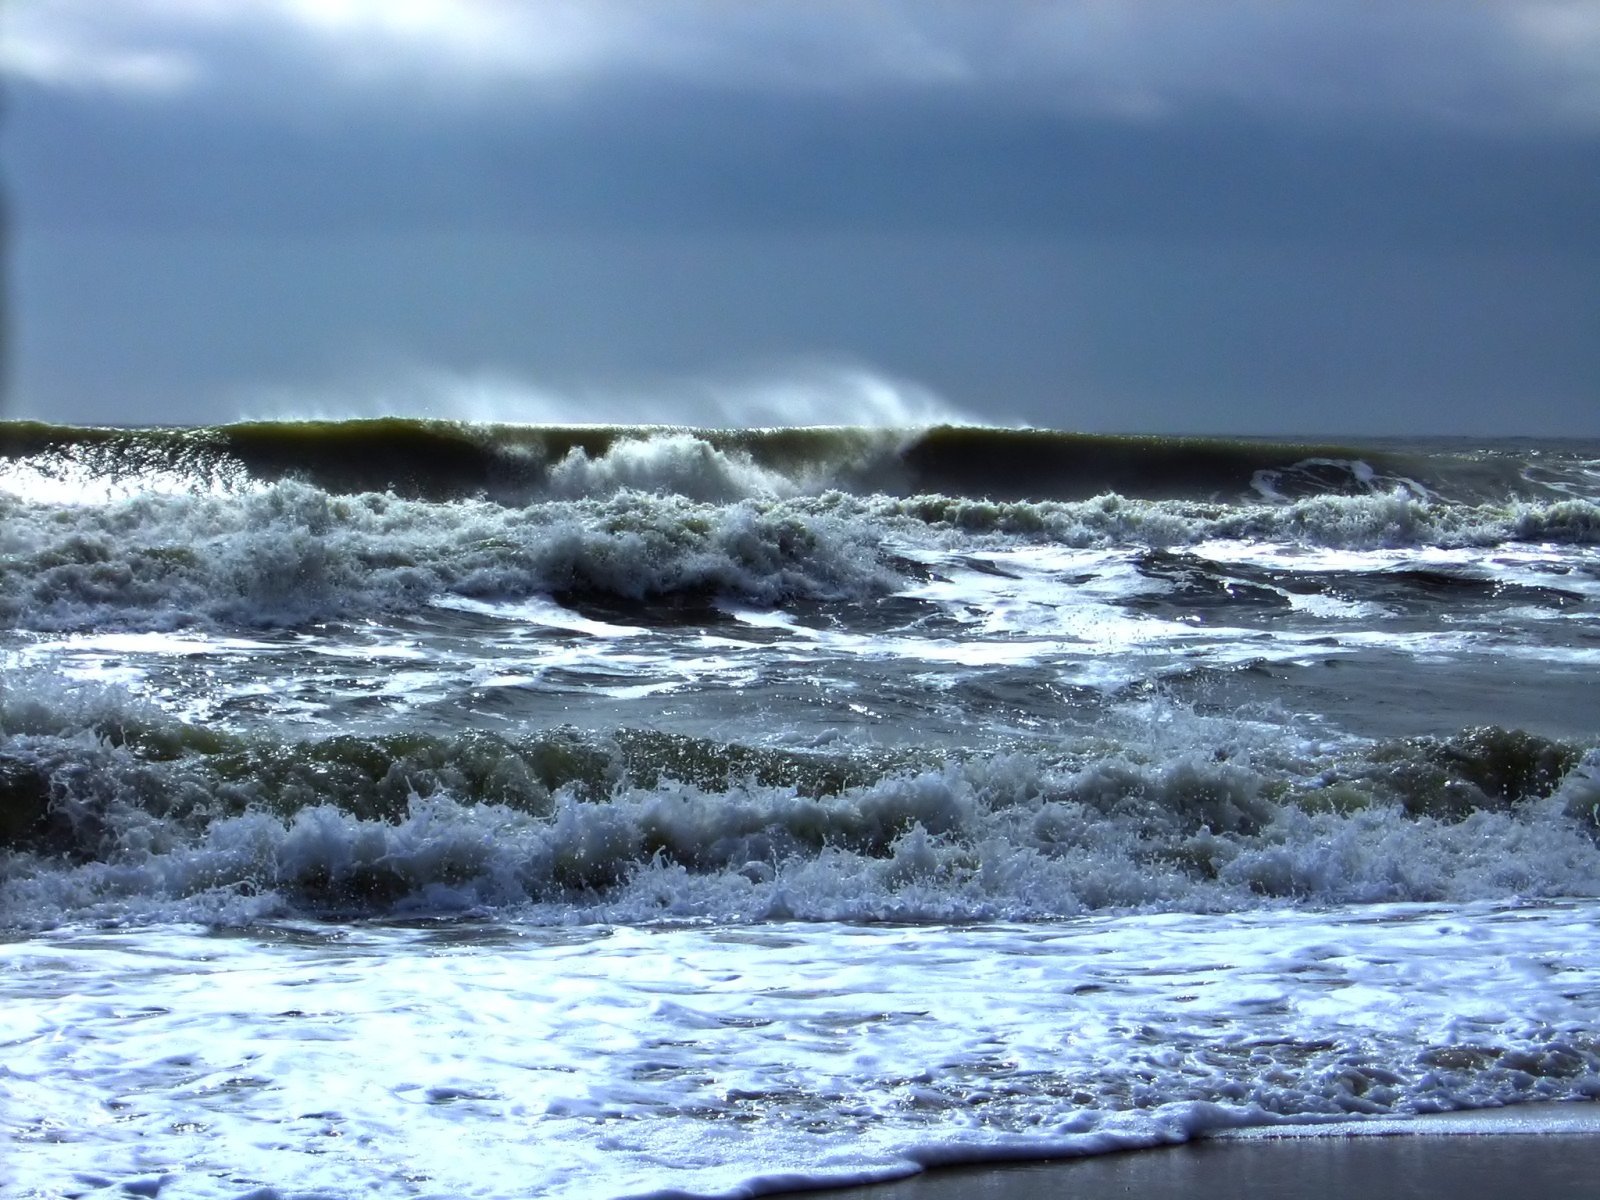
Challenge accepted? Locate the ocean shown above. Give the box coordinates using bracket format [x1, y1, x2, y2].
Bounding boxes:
[2, 420, 1599, 1199]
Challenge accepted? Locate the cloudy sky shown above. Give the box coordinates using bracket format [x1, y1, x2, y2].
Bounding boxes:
[3, 0, 1597, 433]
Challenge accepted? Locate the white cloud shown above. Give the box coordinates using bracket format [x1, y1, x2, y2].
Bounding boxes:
[262, 0, 633, 82]
[1508, 0, 1600, 122]
[1, 2, 200, 94]
[229, 0, 978, 97]
[4, 1, 1597, 128]
[0, 39, 195, 94]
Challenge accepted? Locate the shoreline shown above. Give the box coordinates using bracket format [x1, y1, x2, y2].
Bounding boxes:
[772, 1103, 1600, 1200]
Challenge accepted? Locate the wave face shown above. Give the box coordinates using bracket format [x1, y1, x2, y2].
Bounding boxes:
[5, 419, 1599, 504]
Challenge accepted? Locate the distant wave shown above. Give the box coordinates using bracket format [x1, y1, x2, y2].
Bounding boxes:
[5, 420, 1596, 505]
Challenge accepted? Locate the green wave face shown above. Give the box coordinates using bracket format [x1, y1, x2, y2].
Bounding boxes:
[4, 419, 1595, 503]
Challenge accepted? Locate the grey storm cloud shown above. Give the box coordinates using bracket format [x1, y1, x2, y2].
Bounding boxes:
[7, 1, 1598, 246]
[14, 89, 1596, 250]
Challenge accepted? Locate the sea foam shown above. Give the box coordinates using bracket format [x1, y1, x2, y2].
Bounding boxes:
[0, 481, 897, 631]
[6, 905, 1600, 1199]
[5, 704, 1598, 931]
[4, 472, 1598, 634]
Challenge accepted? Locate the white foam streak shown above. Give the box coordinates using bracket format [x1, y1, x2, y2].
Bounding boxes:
[433, 593, 647, 637]
[887, 491, 1600, 550]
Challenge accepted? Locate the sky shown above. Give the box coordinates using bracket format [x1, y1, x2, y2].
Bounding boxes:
[2, 0, 1597, 434]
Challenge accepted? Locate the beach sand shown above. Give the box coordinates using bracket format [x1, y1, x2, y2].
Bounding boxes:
[782, 1104, 1600, 1199]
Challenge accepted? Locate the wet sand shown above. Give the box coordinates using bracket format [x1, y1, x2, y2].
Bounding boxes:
[782, 1104, 1600, 1200]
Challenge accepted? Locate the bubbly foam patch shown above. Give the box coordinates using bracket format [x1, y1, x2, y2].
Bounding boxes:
[4, 905, 1599, 1199]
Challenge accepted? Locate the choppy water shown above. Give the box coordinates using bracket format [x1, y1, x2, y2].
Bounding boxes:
[3, 422, 1599, 1198]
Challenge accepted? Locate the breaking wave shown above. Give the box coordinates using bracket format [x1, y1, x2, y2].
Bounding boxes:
[1, 473, 1596, 632]
[5, 421, 1597, 505]
[0, 482, 898, 631]
[5, 685, 1597, 929]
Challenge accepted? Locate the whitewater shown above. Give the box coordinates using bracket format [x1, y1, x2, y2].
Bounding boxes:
[3, 422, 1599, 1198]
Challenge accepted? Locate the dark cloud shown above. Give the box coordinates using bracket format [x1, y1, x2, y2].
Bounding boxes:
[12, 80, 1598, 251]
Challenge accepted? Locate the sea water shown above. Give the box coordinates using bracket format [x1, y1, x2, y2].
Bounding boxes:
[2, 423, 1599, 1198]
